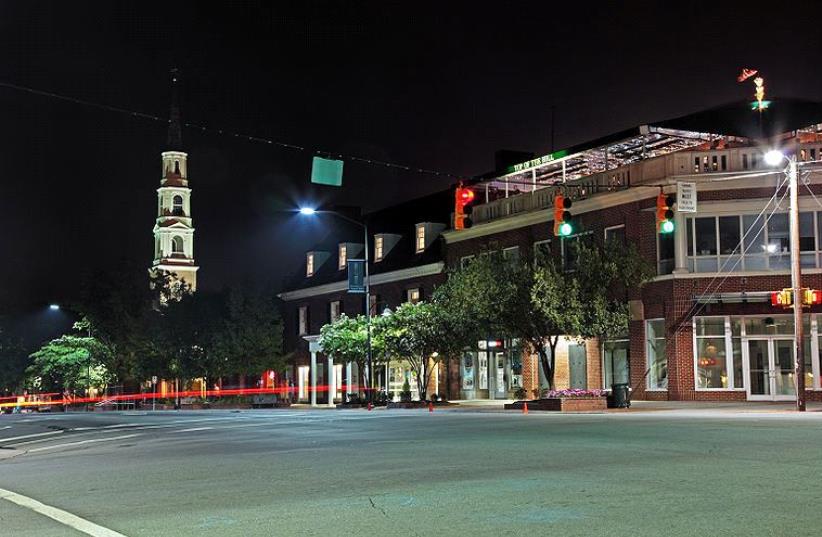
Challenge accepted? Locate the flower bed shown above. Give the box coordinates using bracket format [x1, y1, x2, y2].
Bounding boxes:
[505, 389, 607, 412]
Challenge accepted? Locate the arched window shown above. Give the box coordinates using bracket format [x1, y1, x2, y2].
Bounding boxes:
[174, 160, 180, 175]
[172, 195, 184, 216]
[172, 236, 184, 255]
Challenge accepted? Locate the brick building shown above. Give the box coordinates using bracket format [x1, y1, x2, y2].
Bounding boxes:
[278, 191, 452, 404]
[281, 99, 822, 404]
[446, 99, 822, 402]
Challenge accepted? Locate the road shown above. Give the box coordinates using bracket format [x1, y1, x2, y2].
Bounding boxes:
[1, 407, 822, 536]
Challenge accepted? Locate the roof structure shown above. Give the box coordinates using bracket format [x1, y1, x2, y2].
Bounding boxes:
[476, 98, 822, 194]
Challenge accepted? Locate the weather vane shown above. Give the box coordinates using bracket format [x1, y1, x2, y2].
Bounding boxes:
[738, 67, 769, 110]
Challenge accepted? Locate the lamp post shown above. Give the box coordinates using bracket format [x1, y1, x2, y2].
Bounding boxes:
[765, 150, 805, 411]
[299, 207, 374, 404]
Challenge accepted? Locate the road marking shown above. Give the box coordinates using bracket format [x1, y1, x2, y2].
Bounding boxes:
[0, 431, 63, 444]
[0, 426, 10, 430]
[0, 487, 128, 537]
[173, 427, 214, 433]
[27, 434, 140, 453]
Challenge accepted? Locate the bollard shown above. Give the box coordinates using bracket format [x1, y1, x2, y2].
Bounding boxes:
[522, 402, 528, 415]
[367, 402, 373, 411]
[428, 401, 434, 413]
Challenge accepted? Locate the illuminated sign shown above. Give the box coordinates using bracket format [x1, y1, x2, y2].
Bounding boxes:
[506, 149, 570, 174]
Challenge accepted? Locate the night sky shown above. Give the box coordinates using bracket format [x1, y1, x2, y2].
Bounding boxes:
[2, 1, 822, 316]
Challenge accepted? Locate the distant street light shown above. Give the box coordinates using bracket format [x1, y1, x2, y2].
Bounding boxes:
[299, 206, 375, 404]
[49, 304, 60, 311]
[765, 149, 804, 411]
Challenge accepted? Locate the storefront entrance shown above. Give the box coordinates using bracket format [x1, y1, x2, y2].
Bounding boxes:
[745, 338, 796, 401]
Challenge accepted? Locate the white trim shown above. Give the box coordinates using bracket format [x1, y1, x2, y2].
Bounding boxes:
[278, 262, 445, 301]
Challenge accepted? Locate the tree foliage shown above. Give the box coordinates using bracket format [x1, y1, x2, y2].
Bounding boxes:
[319, 313, 385, 398]
[27, 333, 112, 393]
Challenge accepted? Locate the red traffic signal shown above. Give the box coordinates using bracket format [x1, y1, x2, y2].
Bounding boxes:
[553, 194, 573, 237]
[454, 185, 475, 230]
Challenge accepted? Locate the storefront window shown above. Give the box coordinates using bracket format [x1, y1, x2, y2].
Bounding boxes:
[646, 320, 667, 389]
[695, 318, 728, 388]
[731, 319, 743, 388]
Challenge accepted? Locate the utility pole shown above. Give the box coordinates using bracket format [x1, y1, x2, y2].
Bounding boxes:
[788, 155, 806, 411]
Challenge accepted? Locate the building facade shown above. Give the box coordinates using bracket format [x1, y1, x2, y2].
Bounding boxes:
[280, 99, 822, 404]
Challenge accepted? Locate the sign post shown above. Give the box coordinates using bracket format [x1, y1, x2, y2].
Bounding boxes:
[151, 376, 157, 412]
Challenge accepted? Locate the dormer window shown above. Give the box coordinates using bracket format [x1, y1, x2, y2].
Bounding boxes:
[306, 252, 315, 277]
[339, 244, 347, 270]
[374, 236, 384, 261]
[415, 225, 426, 253]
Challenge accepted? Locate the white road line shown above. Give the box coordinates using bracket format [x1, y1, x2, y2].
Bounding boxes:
[172, 427, 214, 433]
[0, 487, 128, 537]
[27, 434, 140, 453]
[0, 431, 63, 444]
[0, 426, 10, 430]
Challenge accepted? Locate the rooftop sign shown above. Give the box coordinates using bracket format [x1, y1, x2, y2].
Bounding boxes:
[505, 149, 569, 174]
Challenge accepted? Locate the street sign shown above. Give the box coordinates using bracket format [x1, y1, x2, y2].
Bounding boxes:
[311, 156, 344, 186]
[151, 376, 158, 384]
[347, 259, 365, 293]
[677, 182, 697, 213]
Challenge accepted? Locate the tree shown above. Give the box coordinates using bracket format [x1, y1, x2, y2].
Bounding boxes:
[27, 334, 112, 394]
[0, 325, 27, 395]
[212, 286, 286, 381]
[531, 239, 654, 388]
[319, 314, 385, 400]
[381, 301, 455, 401]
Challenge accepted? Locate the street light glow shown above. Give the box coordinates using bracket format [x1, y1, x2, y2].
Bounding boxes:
[49, 304, 60, 311]
[764, 150, 785, 167]
[298, 207, 317, 216]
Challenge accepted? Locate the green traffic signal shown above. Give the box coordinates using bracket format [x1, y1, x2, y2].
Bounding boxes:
[660, 220, 675, 234]
[558, 222, 573, 237]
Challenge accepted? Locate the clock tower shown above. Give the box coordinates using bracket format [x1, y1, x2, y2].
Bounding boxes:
[151, 69, 198, 293]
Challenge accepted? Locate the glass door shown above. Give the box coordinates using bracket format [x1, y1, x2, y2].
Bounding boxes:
[772, 339, 796, 399]
[745, 338, 796, 401]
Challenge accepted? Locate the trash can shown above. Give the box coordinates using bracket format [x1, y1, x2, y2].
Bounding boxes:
[609, 383, 630, 408]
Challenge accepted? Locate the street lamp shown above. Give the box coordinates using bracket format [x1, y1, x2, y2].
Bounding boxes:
[765, 149, 805, 411]
[49, 304, 60, 311]
[298, 207, 375, 404]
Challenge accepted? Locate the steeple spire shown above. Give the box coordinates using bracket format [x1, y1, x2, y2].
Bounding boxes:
[167, 68, 183, 151]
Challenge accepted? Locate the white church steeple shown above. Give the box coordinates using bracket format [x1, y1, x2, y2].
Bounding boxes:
[151, 69, 198, 293]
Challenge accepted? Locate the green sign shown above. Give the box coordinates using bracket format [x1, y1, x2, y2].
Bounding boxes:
[347, 259, 365, 293]
[506, 149, 569, 174]
[311, 156, 344, 186]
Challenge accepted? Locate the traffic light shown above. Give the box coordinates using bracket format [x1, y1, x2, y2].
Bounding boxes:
[454, 184, 475, 230]
[656, 193, 675, 233]
[553, 194, 573, 237]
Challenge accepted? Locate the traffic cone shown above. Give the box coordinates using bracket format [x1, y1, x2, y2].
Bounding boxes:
[522, 402, 529, 415]
[367, 402, 373, 411]
[428, 401, 434, 413]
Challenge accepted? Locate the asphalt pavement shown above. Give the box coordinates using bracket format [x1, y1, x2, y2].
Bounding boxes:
[2, 406, 822, 536]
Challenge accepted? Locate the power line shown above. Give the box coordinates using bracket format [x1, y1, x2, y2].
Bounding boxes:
[0, 80, 469, 181]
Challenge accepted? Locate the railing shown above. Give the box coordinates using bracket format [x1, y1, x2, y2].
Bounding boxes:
[473, 167, 632, 224]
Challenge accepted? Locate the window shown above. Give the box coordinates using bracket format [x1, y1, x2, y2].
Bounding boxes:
[460, 255, 475, 269]
[687, 212, 822, 273]
[306, 253, 315, 277]
[172, 195, 184, 216]
[603, 338, 629, 389]
[298, 306, 308, 336]
[742, 153, 749, 169]
[406, 288, 421, 304]
[533, 240, 551, 264]
[604, 225, 625, 245]
[374, 236, 384, 261]
[174, 160, 180, 175]
[329, 301, 341, 323]
[694, 318, 728, 389]
[415, 225, 426, 253]
[172, 236, 184, 255]
[658, 232, 674, 275]
[646, 320, 667, 390]
[338, 244, 347, 270]
[502, 246, 520, 262]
